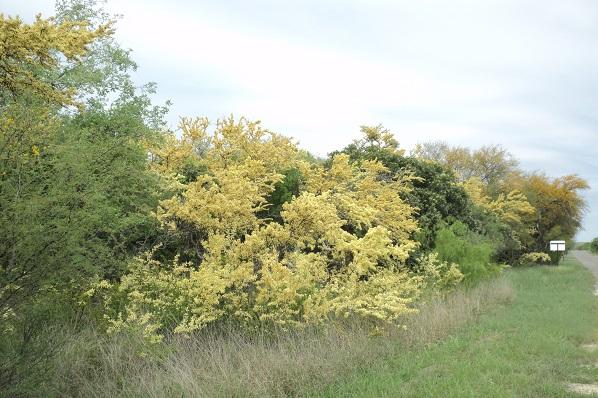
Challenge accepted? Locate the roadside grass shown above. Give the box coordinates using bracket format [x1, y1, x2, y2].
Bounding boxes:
[314, 256, 598, 397]
[7, 257, 595, 397]
[3, 274, 513, 397]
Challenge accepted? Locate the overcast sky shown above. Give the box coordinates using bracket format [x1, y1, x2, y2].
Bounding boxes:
[4, 0, 598, 240]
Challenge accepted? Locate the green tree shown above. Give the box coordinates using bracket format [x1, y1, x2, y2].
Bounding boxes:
[333, 126, 473, 252]
[0, 0, 168, 336]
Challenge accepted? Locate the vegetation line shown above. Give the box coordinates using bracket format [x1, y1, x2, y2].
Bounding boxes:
[22, 277, 514, 397]
[0, 1, 592, 396]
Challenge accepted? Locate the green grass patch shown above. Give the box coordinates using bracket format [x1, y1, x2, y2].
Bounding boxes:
[314, 256, 598, 397]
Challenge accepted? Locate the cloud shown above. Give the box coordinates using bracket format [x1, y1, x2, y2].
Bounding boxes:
[4, 0, 598, 239]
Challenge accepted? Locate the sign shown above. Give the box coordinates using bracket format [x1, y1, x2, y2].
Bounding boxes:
[550, 240, 566, 252]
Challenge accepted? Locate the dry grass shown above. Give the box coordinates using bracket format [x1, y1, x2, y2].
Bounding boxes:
[401, 276, 514, 346]
[46, 277, 514, 397]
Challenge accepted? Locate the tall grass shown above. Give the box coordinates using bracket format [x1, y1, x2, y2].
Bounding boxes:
[319, 257, 598, 397]
[18, 277, 514, 398]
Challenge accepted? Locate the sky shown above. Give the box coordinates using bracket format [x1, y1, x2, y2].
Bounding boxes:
[3, 0, 598, 240]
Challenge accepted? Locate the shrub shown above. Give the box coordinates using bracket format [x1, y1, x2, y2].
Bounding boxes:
[591, 238, 598, 254]
[414, 252, 464, 291]
[434, 222, 498, 281]
[518, 252, 552, 266]
[91, 140, 426, 340]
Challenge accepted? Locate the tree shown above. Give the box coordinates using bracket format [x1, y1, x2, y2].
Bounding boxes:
[516, 173, 589, 257]
[414, 141, 518, 195]
[0, 13, 111, 107]
[415, 141, 541, 263]
[0, 0, 168, 331]
[334, 126, 473, 252]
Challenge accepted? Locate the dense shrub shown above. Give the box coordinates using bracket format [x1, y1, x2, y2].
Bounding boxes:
[518, 252, 552, 266]
[88, 124, 428, 338]
[434, 222, 499, 281]
[334, 126, 473, 252]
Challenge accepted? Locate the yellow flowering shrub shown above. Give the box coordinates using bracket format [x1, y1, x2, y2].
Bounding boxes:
[519, 252, 552, 265]
[302, 154, 418, 244]
[463, 177, 535, 227]
[414, 252, 464, 291]
[92, 240, 256, 341]
[94, 117, 432, 339]
[304, 266, 420, 324]
[253, 252, 328, 326]
[157, 161, 278, 237]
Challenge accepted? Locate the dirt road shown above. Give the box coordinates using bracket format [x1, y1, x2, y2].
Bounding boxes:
[571, 250, 598, 296]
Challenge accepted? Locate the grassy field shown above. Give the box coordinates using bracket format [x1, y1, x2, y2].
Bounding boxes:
[5, 257, 597, 397]
[315, 256, 598, 397]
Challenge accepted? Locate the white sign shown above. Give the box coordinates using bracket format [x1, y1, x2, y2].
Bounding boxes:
[550, 240, 566, 252]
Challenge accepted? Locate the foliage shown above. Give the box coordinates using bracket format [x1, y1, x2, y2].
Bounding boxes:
[335, 126, 473, 252]
[461, 176, 536, 264]
[591, 238, 598, 254]
[414, 141, 518, 195]
[461, 177, 535, 227]
[1, 0, 593, 391]
[414, 253, 464, 291]
[416, 141, 588, 266]
[0, 12, 111, 107]
[91, 124, 424, 339]
[518, 252, 552, 266]
[514, 173, 588, 255]
[259, 168, 303, 222]
[0, 0, 167, 341]
[434, 222, 499, 281]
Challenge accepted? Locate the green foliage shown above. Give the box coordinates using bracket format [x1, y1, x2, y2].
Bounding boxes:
[0, 0, 167, 340]
[591, 238, 598, 254]
[434, 222, 499, 281]
[259, 168, 303, 222]
[335, 127, 473, 252]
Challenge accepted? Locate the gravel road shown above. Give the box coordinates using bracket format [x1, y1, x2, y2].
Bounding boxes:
[571, 250, 598, 296]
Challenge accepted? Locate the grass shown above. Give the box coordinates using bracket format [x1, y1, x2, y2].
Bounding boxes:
[314, 256, 598, 397]
[2, 276, 513, 397]
[5, 256, 596, 397]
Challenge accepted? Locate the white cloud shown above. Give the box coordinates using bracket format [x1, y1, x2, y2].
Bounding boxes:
[4, 0, 598, 239]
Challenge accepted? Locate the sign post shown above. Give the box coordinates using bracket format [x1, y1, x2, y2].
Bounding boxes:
[549, 240, 566, 264]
